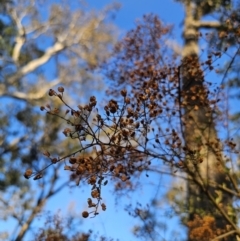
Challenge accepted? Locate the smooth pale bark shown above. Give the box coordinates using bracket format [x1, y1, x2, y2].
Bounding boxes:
[181, 1, 236, 240]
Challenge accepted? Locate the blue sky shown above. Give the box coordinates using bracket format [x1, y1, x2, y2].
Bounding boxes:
[0, 1, 190, 240]
[5, 0, 240, 240]
[86, 0, 184, 30]
[38, 1, 186, 241]
[8, 0, 239, 240]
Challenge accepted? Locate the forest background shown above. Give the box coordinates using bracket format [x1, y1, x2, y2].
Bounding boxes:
[1, 0, 240, 241]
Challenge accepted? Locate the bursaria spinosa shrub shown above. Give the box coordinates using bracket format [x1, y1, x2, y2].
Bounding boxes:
[24, 16, 240, 224]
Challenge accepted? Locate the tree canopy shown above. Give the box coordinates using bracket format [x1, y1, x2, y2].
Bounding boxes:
[3, 0, 240, 241]
[0, 0, 118, 240]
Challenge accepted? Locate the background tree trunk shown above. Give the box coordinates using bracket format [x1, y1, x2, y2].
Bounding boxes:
[181, 1, 236, 240]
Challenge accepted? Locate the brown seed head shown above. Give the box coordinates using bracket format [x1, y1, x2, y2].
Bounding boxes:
[121, 89, 127, 97]
[57, 86, 64, 93]
[24, 169, 32, 179]
[69, 157, 77, 164]
[51, 158, 58, 164]
[90, 96, 96, 102]
[82, 211, 89, 218]
[48, 89, 56, 96]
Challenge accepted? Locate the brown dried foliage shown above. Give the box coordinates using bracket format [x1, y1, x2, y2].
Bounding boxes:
[187, 215, 230, 241]
[25, 14, 240, 241]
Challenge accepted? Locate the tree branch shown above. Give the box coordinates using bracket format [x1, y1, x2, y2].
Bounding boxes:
[197, 21, 222, 29]
[211, 230, 237, 241]
[8, 41, 65, 85]
[10, 9, 26, 63]
[4, 78, 60, 101]
[14, 177, 69, 241]
[0, 136, 27, 155]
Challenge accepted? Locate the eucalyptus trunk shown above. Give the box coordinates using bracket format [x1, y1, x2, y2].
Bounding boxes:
[181, 1, 236, 240]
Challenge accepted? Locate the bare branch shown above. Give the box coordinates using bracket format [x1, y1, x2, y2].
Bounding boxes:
[8, 42, 65, 85]
[211, 230, 237, 241]
[14, 177, 69, 241]
[10, 9, 26, 62]
[0, 136, 27, 155]
[4, 79, 60, 101]
[198, 21, 222, 29]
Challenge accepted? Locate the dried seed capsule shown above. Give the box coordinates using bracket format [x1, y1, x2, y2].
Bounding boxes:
[82, 211, 89, 218]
